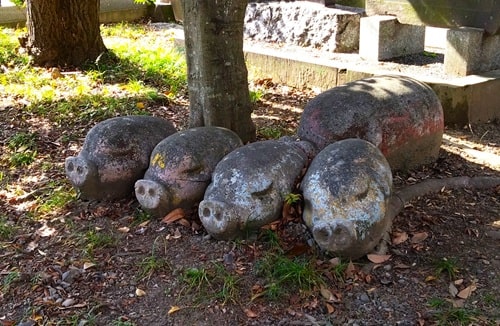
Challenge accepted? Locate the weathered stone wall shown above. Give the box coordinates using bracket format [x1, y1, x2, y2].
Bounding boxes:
[244, 1, 363, 52]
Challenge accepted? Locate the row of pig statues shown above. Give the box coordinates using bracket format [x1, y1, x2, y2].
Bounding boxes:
[65, 75, 444, 259]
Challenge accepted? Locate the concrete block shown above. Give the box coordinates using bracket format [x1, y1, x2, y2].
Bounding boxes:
[480, 34, 500, 73]
[151, 3, 175, 23]
[366, 0, 500, 36]
[431, 71, 500, 125]
[444, 27, 483, 77]
[359, 15, 425, 61]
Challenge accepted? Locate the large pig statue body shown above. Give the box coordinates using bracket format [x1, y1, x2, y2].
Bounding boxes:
[134, 127, 243, 217]
[65, 115, 177, 200]
[199, 137, 315, 240]
[301, 138, 393, 260]
[298, 75, 444, 171]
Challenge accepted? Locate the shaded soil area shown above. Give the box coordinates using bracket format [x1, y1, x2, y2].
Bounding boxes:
[1, 81, 499, 326]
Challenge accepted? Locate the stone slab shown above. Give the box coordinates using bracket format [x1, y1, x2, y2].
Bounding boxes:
[170, 25, 499, 125]
[365, 0, 500, 35]
[245, 2, 362, 53]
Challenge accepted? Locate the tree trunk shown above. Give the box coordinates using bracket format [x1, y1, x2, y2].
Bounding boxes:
[23, 0, 107, 67]
[183, 0, 256, 143]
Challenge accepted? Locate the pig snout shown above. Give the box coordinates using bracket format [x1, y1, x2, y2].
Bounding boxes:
[65, 156, 96, 187]
[199, 200, 236, 240]
[134, 179, 171, 212]
[312, 219, 357, 253]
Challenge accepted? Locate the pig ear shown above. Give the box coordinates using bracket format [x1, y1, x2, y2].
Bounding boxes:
[250, 179, 274, 197]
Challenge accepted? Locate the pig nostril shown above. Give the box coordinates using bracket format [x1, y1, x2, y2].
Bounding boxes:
[314, 226, 331, 243]
[148, 188, 155, 197]
[136, 186, 145, 196]
[214, 211, 222, 221]
[67, 162, 74, 172]
[76, 166, 84, 175]
[202, 207, 211, 218]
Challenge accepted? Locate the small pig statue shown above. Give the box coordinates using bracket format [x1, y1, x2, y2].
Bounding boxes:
[301, 138, 393, 260]
[134, 127, 243, 217]
[65, 115, 177, 200]
[298, 75, 444, 171]
[199, 137, 315, 240]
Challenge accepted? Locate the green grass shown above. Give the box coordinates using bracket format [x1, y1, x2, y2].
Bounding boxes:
[0, 216, 16, 240]
[434, 257, 459, 280]
[428, 297, 479, 325]
[258, 126, 283, 139]
[0, 23, 187, 127]
[132, 208, 153, 227]
[138, 255, 167, 280]
[36, 182, 76, 214]
[82, 229, 117, 257]
[249, 88, 264, 103]
[7, 132, 38, 167]
[2, 271, 20, 294]
[180, 262, 241, 304]
[254, 252, 324, 300]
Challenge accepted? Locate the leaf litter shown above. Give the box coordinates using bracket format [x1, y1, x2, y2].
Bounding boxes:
[1, 67, 499, 324]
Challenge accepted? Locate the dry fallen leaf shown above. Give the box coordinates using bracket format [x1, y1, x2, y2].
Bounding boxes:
[449, 283, 458, 297]
[392, 231, 408, 245]
[83, 262, 96, 270]
[367, 254, 391, 264]
[345, 261, 356, 279]
[168, 306, 181, 315]
[320, 287, 334, 301]
[162, 208, 185, 224]
[138, 220, 150, 228]
[36, 224, 56, 237]
[325, 302, 335, 314]
[244, 308, 258, 318]
[457, 284, 477, 299]
[118, 226, 130, 233]
[411, 232, 429, 243]
[425, 275, 437, 282]
[135, 288, 146, 297]
[178, 218, 191, 228]
[173, 228, 182, 239]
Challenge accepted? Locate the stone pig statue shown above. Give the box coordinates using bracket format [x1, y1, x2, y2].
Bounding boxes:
[298, 75, 444, 171]
[301, 138, 393, 260]
[134, 127, 243, 217]
[199, 137, 315, 240]
[65, 115, 177, 200]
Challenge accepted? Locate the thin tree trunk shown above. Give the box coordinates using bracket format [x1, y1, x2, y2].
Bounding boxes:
[22, 0, 107, 67]
[183, 0, 256, 143]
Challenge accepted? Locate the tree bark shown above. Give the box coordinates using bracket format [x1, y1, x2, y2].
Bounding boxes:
[183, 0, 256, 143]
[23, 0, 107, 67]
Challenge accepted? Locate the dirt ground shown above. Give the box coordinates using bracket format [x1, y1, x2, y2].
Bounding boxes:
[1, 79, 499, 326]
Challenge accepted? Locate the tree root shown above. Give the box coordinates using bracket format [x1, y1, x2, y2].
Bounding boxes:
[375, 176, 500, 256]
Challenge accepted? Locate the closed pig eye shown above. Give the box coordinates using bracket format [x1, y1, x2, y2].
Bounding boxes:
[250, 180, 273, 197]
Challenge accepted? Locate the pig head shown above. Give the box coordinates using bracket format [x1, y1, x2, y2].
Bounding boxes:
[301, 138, 393, 260]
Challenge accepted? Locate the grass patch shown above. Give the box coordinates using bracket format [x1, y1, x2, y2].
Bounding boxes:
[7, 132, 38, 167]
[254, 252, 324, 300]
[2, 271, 20, 294]
[36, 182, 76, 214]
[434, 257, 459, 280]
[257, 126, 283, 139]
[0, 216, 16, 240]
[0, 23, 187, 127]
[82, 229, 117, 257]
[180, 262, 241, 305]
